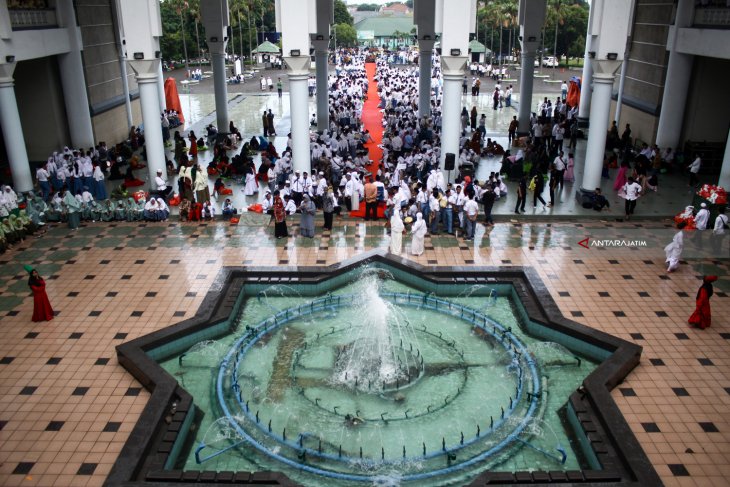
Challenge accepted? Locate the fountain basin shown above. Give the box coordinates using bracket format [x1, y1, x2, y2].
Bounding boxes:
[112, 252, 662, 487]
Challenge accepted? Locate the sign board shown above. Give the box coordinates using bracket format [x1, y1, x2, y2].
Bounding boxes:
[357, 30, 375, 40]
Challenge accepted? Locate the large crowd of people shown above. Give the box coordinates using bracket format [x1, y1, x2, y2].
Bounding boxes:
[0, 47, 727, 260]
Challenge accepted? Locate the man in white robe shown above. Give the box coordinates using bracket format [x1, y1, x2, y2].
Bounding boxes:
[411, 213, 427, 256]
[695, 203, 710, 231]
[390, 209, 404, 255]
[664, 223, 685, 272]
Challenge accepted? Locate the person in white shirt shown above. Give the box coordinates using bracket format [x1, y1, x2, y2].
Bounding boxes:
[711, 207, 728, 254]
[261, 191, 273, 214]
[687, 154, 701, 188]
[463, 194, 479, 240]
[290, 170, 304, 206]
[622, 177, 642, 220]
[284, 195, 297, 215]
[155, 169, 172, 199]
[553, 151, 566, 188]
[695, 203, 710, 231]
[36, 165, 51, 200]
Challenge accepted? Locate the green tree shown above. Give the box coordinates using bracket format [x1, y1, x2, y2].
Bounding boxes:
[333, 23, 357, 47]
[334, 0, 354, 25]
[543, 0, 588, 63]
[356, 3, 379, 11]
[160, 0, 201, 64]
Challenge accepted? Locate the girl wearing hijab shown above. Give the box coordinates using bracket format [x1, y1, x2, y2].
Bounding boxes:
[92, 163, 107, 200]
[26, 266, 53, 322]
[411, 212, 427, 256]
[299, 194, 316, 238]
[1, 218, 20, 244]
[273, 190, 288, 239]
[144, 198, 159, 221]
[157, 198, 170, 221]
[689, 276, 717, 329]
[390, 208, 405, 255]
[243, 164, 258, 196]
[101, 200, 115, 221]
[0, 225, 8, 253]
[62, 188, 81, 229]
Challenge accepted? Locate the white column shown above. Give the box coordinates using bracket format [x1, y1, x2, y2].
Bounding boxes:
[285, 57, 311, 174]
[440, 56, 466, 184]
[655, 52, 693, 150]
[212, 52, 229, 133]
[119, 52, 134, 130]
[518, 51, 536, 134]
[0, 74, 33, 193]
[719, 126, 730, 190]
[56, 0, 95, 149]
[136, 71, 167, 181]
[614, 56, 628, 123]
[58, 52, 95, 149]
[158, 62, 166, 112]
[656, 0, 693, 148]
[313, 41, 329, 132]
[418, 39, 435, 118]
[577, 4, 594, 123]
[581, 73, 615, 192]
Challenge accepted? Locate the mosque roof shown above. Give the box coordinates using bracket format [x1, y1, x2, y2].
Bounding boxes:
[469, 39, 489, 54]
[354, 16, 415, 37]
[252, 40, 280, 54]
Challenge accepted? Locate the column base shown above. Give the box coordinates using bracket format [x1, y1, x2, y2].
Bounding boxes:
[575, 188, 600, 210]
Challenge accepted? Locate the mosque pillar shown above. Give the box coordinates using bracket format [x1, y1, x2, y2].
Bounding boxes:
[613, 54, 628, 124]
[211, 52, 229, 133]
[517, 51, 536, 134]
[56, 0, 95, 149]
[656, 0, 693, 150]
[417, 38, 435, 118]
[200, 0, 230, 135]
[517, 0, 546, 135]
[577, 2, 595, 125]
[158, 61, 167, 112]
[577, 41, 593, 125]
[131, 61, 167, 181]
[440, 56, 467, 184]
[654, 52, 692, 150]
[0, 66, 33, 193]
[313, 39, 330, 132]
[581, 71, 615, 192]
[285, 56, 312, 174]
[719, 126, 730, 190]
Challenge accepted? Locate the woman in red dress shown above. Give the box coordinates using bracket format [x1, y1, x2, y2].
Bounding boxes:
[26, 266, 53, 322]
[689, 275, 717, 329]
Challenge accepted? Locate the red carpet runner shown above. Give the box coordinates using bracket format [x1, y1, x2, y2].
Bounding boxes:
[350, 62, 385, 218]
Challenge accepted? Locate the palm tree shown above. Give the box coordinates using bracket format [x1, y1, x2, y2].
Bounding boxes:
[170, 0, 191, 73]
[188, 0, 202, 66]
[545, 0, 563, 75]
[479, 0, 516, 65]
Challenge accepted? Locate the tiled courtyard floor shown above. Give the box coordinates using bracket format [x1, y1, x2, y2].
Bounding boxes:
[0, 216, 728, 486]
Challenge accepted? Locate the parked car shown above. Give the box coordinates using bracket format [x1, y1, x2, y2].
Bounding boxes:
[542, 56, 559, 67]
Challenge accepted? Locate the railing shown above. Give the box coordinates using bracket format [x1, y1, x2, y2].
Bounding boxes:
[693, 5, 730, 28]
[9, 9, 58, 30]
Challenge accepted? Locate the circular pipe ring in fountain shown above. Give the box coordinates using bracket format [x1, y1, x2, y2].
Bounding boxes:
[215, 293, 542, 483]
